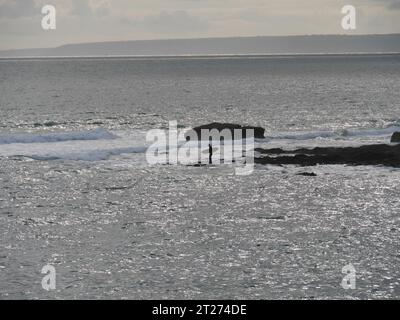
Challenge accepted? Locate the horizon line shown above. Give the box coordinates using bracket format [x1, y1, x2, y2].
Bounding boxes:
[1, 52, 400, 60]
[2, 32, 400, 52]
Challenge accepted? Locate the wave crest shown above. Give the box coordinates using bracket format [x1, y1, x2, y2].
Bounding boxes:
[0, 128, 117, 145]
[266, 126, 400, 141]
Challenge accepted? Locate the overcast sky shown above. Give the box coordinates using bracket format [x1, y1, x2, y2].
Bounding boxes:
[0, 0, 399, 50]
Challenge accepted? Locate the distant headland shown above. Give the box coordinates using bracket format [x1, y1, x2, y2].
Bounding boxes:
[1, 34, 400, 58]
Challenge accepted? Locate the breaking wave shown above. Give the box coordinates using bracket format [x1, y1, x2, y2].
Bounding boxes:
[24, 146, 147, 161]
[266, 126, 400, 141]
[0, 128, 117, 145]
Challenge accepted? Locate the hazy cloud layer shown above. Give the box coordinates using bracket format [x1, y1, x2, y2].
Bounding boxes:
[0, 0, 399, 50]
[0, 0, 39, 18]
[373, 0, 400, 9]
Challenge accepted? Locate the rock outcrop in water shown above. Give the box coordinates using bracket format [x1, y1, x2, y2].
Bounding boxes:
[185, 122, 265, 140]
[297, 172, 317, 176]
[184, 123, 400, 168]
[391, 132, 400, 143]
[254, 144, 400, 167]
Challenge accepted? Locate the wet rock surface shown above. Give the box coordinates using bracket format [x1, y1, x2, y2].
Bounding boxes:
[186, 122, 265, 140]
[390, 132, 400, 143]
[255, 144, 400, 167]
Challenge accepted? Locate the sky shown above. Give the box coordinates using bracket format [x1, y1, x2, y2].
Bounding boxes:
[0, 0, 400, 50]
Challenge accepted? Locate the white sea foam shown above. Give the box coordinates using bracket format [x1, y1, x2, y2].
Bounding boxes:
[25, 146, 148, 161]
[266, 126, 400, 141]
[0, 129, 146, 162]
[1, 125, 398, 162]
[0, 128, 255, 163]
[0, 128, 117, 145]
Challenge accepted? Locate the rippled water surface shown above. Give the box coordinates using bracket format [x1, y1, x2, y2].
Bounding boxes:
[1, 55, 400, 299]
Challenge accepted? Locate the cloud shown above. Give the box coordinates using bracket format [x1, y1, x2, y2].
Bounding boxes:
[116, 9, 210, 37]
[0, 0, 400, 51]
[70, 0, 92, 16]
[69, 0, 110, 17]
[372, 0, 400, 10]
[388, 1, 400, 9]
[0, 0, 39, 18]
[142, 10, 209, 33]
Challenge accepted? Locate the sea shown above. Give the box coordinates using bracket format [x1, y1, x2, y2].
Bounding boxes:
[1, 54, 400, 299]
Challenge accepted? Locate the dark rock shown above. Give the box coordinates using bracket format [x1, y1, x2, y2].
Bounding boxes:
[255, 144, 400, 167]
[242, 126, 265, 139]
[187, 163, 207, 167]
[297, 172, 317, 176]
[391, 132, 400, 143]
[257, 215, 285, 220]
[185, 122, 265, 140]
[43, 121, 59, 127]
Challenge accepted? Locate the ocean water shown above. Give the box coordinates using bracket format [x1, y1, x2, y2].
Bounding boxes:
[1, 54, 400, 299]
